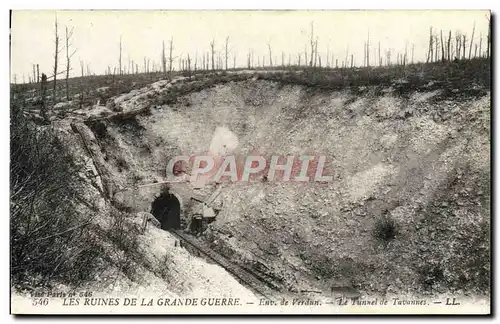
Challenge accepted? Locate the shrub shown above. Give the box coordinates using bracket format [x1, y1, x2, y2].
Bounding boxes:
[10, 94, 103, 290]
[373, 214, 398, 243]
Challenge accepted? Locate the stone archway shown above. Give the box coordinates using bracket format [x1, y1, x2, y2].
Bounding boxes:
[150, 192, 181, 229]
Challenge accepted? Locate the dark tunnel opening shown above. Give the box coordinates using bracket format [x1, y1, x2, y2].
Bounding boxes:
[150, 192, 181, 230]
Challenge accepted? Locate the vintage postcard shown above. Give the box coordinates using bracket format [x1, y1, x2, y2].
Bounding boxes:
[10, 10, 491, 315]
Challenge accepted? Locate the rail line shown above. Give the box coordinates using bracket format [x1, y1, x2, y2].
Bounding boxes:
[169, 229, 279, 302]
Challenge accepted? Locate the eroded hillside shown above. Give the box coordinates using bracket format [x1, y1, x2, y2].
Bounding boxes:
[64, 71, 490, 299]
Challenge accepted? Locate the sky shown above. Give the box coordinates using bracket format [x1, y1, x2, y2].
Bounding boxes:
[10, 10, 490, 82]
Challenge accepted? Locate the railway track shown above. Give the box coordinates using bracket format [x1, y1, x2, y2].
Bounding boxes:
[169, 229, 279, 302]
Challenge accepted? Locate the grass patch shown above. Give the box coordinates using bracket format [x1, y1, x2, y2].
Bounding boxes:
[373, 214, 398, 243]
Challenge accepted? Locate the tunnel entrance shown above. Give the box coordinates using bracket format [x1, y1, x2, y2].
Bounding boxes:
[150, 192, 181, 230]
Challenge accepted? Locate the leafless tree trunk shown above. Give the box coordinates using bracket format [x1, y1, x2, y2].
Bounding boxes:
[326, 47, 330, 67]
[53, 14, 61, 107]
[80, 60, 84, 77]
[32, 64, 36, 84]
[462, 34, 466, 60]
[314, 39, 318, 67]
[162, 40, 167, 76]
[297, 53, 301, 67]
[118, 36, 122, 75]
[40, 73, 48, 122]
[427, 27, 433, 63]
[479, 32, 483, 58]
[210, 39, 215, 71]
[487, 15, 491, 59]
[440, 30, 445, 61]
[224, 36, 229, 70]
[267, 42, 273, 67]
[309, 22, 314, 67]
[378, 41, 382, 66]
[345, 45, 349, 68]
[366, 30, 370, 67]
[434, 36, 439, 62]
[304, 46, 308, 68]
[36, 64, 39, 83]
[168, 37, 174, 77]
[65, 26, 76, 101]
[468, 22, 475, 59]
[447, 31, 452, 61]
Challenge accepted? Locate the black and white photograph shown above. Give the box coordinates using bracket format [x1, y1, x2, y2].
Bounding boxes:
[9, 9, 491, 315]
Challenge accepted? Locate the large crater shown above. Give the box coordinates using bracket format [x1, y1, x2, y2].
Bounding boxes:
[86, 77, 490, 297]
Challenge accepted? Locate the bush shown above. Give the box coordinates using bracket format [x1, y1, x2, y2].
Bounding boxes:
[373, 214, 398, 243]
[10, 93, 103, 290]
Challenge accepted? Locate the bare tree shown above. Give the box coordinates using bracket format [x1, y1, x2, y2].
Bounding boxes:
[210, 39, 215, 71]
[52, 13, 62, 107]
[64, 26, 76, 101]
[187, 53, 191, 78]
[440, 30, 445, 61]
[427, 27, 433, 63]
[446, 30, 451, 61]
[36, 64, 39, 83]
[434, 35, 439, 62]
[32, 64, 36, 84]
[309, 22, 315, 67]
[479, 32, 483, 58]
[378, 41, 382, 66]
[366, 30, 370, 67]
[267, 42, 273, 67]
[326, 46, 330, 67]
[224, 36, 230, 70]
[161, 40, 167, 76]
[168, 37, 174, 77]
[456, 31, 462, 60]
[118, 36, 123, 75]
[462, 34, 466, 59]
[487, 14, 491, 59]
[468, 22, 476, 59]
[304, 46, 308, 68]
[314, 38, 318, 67]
